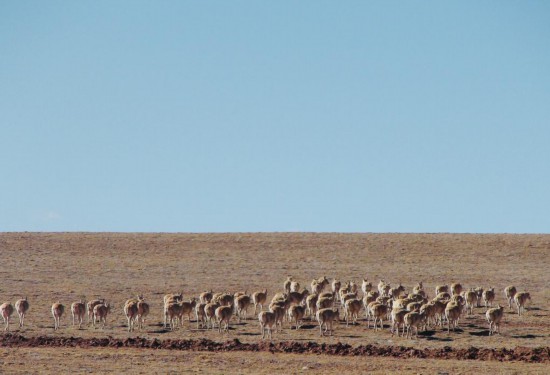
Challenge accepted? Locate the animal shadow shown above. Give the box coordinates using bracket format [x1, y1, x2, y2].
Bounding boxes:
[418, 330, 436, 337]
[469, 330, 490, 336]
[444, 328, 464, 334]
[340, 335, 363, 338]
[511, 334, 545, 339]
[425, 335, 453, 342]
[149, 329, 171, 334]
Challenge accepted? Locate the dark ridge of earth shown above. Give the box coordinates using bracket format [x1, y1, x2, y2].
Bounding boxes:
[1, 334, 548, 363]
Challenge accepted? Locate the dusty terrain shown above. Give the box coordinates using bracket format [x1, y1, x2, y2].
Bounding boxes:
[0, 232, 549, 373]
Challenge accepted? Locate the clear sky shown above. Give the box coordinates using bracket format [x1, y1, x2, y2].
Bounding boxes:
[1, 1, 549, 233]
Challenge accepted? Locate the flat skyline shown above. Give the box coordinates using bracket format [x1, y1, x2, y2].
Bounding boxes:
[1, 1, 549, 233]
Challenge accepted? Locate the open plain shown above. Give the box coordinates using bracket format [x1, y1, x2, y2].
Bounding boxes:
[0, 232, 549, 373]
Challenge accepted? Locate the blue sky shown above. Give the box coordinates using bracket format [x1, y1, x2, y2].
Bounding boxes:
[1, 1, 549, 233]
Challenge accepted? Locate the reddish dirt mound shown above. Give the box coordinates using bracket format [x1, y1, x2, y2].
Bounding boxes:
[1, 334, 548, 363]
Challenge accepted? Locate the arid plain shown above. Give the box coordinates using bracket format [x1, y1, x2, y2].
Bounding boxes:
[0, 232, 549, 374]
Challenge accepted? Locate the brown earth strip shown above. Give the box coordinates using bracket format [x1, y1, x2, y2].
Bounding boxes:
[0, 334, 548, 363]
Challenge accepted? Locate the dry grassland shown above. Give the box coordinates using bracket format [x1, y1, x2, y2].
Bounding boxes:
[0, 232, 549, 373]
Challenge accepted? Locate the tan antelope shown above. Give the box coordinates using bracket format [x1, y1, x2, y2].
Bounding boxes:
[332, 279, 342, 302]
[252, 289, 267, 316]
[305, 293, 319, 318]
[215, 305, 233, 333]
[92, 302, 111, 328]
[419, 303, 436, 330]
[451, 283, 463, 296]
[235, 294, 252, 322]
[195, 302, 207, 329]
[124, 299, 139, 332]
[482, 288, 495, 309]
[15, 297, 29, 328]
[435, 285, 449, 296]
[361, 279, 373, 295]
[258, 311, 277, 339]
[0, 303, 14, 331]
[269, 305, 286, 332]
[504, 286, 517, 310]
[71, 300, 86, 329]
[369, 303, 388, 331]
[290, 281, 301, 293]
[178, 298, 198, 327]
[464, 289, 477, 315]
[163, 293, 183, 328]
[51, 302, 64, 331]
[404, 311, 426, 339]
[486, 305, 505, 335]
[284, 276, 293, 294]
[445, 301, 463, 333]
[137, 298, 150, 330]
[391, 308, 408, 337]
[199, 290, 213, 304]
[288, 305, 306, 329]
[205, 302, 220, 330]
[86, 299, 105, 325]
[514, 292, 531, 316]
[288, 290, 309, 306]
[316, 308, 339, 336]
[344, 299, 362, 326]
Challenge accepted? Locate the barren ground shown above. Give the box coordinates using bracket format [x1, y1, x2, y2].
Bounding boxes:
[0, 232, 549, 373]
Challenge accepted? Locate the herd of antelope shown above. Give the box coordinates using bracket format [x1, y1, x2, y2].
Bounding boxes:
[0, 277, 533, 339]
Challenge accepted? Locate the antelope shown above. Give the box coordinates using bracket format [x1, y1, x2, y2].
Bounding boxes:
[344, 299, 362, 326]
[482, 288, 495, 309]
[514, 292, 531, 316]
[205, 302, 221, 330]
[464, 289, 477, 315]
[51, 302, 64, 331]
[332, 279, 342, 302]
[486, 305, 505, 335]
[404, 311, 426, 339]
[235, 294, 252, 322]
[258, 311, 277, 339]
[445, 301, 463, 333]
[284, 276, 293, 294]
[288, 305, 306, 329]
[199, 290, 213, 304]
[288, 290, 309, 306]
[361, 279, 373, 295]
[87, 299, 105, 324]
[0, 303, 14, 331]
[252, 289, 267, 315]
[71, 300, 86, 329]
[93, 302, 111, 328]
[435, 285, 449, 296]
[391, 308, 408, 337]
[215, 305, 233, 333]
[504, 286, 517, 310]
[195, 302, 207, 329]
[124, 299, 139, 332]
[451, 283, 463, 296]
[15, 297, 29, 328]
[290, 281, 301, 293]
[137, 298, 150, 330]
[305, 293, 319, 318]
[316, 308, 339, 336]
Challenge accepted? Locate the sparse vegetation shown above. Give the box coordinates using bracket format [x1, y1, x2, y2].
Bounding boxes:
[0, 232, 549, 372]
